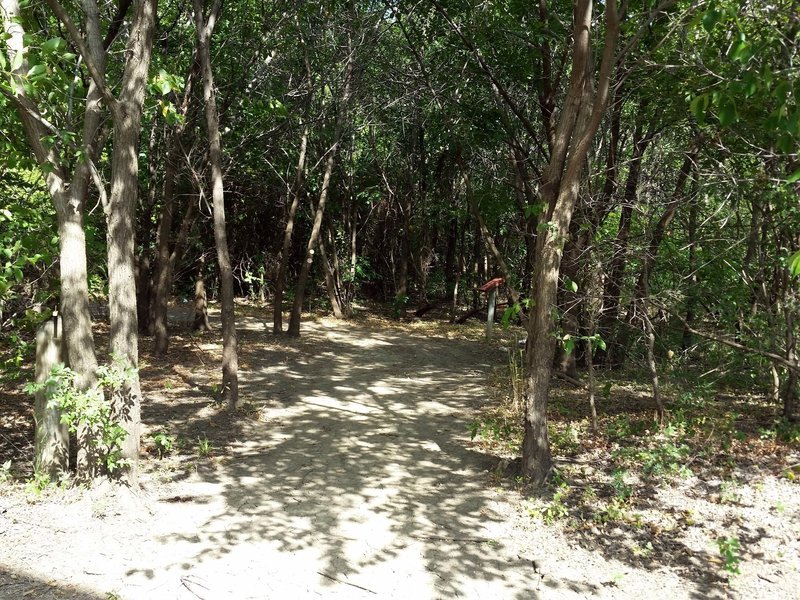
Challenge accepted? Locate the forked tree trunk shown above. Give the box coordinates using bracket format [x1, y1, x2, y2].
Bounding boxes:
[522, 0, 619, 485]
[2, 0, 100, 477]
[195, 0, 238, 407]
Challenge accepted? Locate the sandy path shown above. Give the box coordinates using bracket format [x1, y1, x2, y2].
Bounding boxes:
[138, 316, 535, 599]
[1, 315, 758, 599]
[1, 317, 546, 599]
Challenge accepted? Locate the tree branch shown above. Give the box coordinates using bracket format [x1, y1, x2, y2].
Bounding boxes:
[659, 303, 799, 372]
[43, 0, 119, 115]
[428, 0, 544, 151]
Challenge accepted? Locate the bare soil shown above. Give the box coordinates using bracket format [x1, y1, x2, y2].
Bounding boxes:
[0, 306, 798, 599]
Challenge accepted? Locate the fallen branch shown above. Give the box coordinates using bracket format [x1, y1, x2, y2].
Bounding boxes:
[180, 575, 211, 600]
[554, 371, 585, 388]
[409, 534, 490, 543]
[657, 303, 799, 372]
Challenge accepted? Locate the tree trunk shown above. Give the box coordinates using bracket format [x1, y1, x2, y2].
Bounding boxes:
[195, 0, 238, 407]
[318, 234, 344, 319]
[288, 46, 354, 336]
[34, 316, 68, 479]
[598, 121, 654, 365]
[614, 142, 698, 365]
[522, 0, 619, 485]
[3, 0, 102, 478]
[683, 192, 698, 350]
[643, 308, 665, 425]
[103, 0, 158, 486]
[395, 192, 412, 318]
[273, 122, 310, 333]
[193, 256, 212, 331]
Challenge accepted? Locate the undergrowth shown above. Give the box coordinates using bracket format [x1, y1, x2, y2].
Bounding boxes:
[470, 360, 799, 580]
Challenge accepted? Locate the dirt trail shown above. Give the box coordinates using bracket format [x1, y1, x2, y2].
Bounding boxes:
[0, 315, 774, 599]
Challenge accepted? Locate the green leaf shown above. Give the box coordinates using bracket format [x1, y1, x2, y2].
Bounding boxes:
[41, 37, 65, 53]
[27, 63, 45, 78]
[562, 335, 574, 355]
[702, 9, 720, 32]
[789, 250, 800, 278]
[10, 50, 23, 72]
[524, 202, 546, 218]
[690, 94, 708, 123]
[718, 96, 737, 126]
[564, 277, 578, 293]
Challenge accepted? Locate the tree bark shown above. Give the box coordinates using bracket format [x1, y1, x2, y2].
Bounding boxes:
[2, 0, 101, 477]
[273, 122, 309, 333]
[288, 42, 355, 336]
[318, 232, 344, 319]
[34, 316, 68, 479]
[598, 120, 655, 365]
[150, 62, 198, 354]
[195, 0, 239, 407]
[522, 0, 620, 485]
[103, 0, 158, 486]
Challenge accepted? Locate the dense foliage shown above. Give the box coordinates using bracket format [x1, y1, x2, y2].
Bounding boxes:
[0, 0, 798, 482]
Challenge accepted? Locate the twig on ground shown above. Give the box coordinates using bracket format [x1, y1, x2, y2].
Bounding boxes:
[180, 575, 211, 600]
[317, 571, 377, 594]
[409, 534, 490, 543]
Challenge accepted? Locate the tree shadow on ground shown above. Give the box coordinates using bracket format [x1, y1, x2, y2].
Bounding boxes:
[537, 382, 797, 600]
[128, 314, 601, 598]
[0, 565, 109, 599]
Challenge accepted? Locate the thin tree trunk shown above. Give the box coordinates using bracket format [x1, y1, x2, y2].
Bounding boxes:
[273, 123, 309, 333]
[683, 192, 698, 350]
[195, 0, 238, 407]
[288, 44, 355, 336]
[318, 235, 344, 319]
[193, 255, 212, 331]
[587, 338, 598, 432]
[151, 63, 197, 354]
[643, 308, 665, 425]
[598, 121, 654, 365]
[784, 302, 798, 419]
[395, 192, 412, 318]
[614, 142, 698, 366]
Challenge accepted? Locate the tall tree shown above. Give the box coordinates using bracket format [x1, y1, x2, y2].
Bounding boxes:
[522, 0, 620, 484]
[46, 0, 158, 484]
[193, 0, 239, 406]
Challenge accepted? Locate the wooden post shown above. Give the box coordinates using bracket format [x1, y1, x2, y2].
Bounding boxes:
[479, 277, 503, 341]
[486, 288, 497, 341]
[34, 312, 68, 480]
